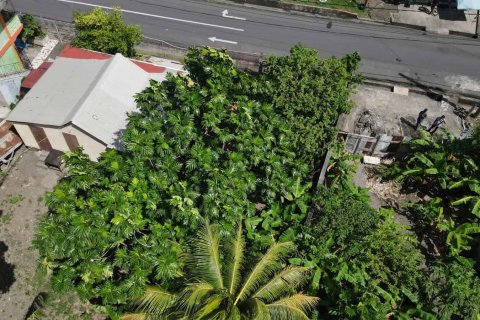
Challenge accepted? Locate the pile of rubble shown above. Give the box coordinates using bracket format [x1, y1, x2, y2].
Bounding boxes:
[355, 110, 387, 136]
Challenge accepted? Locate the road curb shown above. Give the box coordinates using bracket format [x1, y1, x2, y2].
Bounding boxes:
[206, 0, 360, 19]
[202, 0, 476, 38]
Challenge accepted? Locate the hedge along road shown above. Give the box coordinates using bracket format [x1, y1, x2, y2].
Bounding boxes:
[14, 0, 480, 92]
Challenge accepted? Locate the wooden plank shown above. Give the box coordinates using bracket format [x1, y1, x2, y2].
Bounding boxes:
[29, 125, 52, 151]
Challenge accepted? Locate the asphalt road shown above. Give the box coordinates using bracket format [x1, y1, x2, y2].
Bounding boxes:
[13, 0, 480, 91]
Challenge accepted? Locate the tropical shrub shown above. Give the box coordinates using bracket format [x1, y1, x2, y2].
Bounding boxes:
[21, 13, 45, 41]
[72, 7, 142, 57]
[260, 45, 362, 169]
[297, 196, 425, 319]
[389, 128, 480, 257]
[122, 221, 318, 319]
[424, 258, 480, 319]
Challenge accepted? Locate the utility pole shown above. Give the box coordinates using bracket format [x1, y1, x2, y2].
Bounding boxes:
[475, 10, 479, 39]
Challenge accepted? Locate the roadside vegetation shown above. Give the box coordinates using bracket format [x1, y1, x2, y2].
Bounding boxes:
[20, 13, 45, 42]
[72, 7, 142, 57]
[30, 43, 480, 319]
[281, 0, 367, 17]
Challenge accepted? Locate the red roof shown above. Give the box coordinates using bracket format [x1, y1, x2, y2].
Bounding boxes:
[21, 46, 167, 90]
[21, 61, 53, 89]
[58, 45, 166, 73]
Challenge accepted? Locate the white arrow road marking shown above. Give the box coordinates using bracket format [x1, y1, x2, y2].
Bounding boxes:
[208, 37, 238, 44]
[222, 9, 246, 21]
[57, 0, 244, 31]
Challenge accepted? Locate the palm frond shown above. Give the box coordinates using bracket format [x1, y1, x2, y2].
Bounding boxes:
[134, 286, 177, 318]
[190, 221, 224, 289]
[253, 266, 311, 303]
[266, 293, 319, 319]
[193, 294, 225, 319]
[234, 242, 296, 304]
[119, 313, 147, 320]
[225, 221, 245, 295]
[180, 282, 215, 316]
[238, 298, 271, 320]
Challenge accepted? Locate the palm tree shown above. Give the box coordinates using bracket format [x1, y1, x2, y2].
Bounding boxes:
[122, 221, 318, 320]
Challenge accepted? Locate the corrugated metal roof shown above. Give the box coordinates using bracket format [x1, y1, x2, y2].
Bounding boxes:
[21, 61, 53, 89]
[0, 121, 22, 160]
[8, 54, 152, 148]
[59, 45, 167, 74]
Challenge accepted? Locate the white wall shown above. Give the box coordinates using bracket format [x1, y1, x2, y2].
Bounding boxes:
[66, 124, 106, 161]
[11, 122, 107, 161]
[0, 72, 28, 106]
[12, 123, 38, 149]
[43, 126, 69, 151]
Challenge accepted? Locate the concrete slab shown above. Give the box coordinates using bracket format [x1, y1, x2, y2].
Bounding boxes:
[390, 5, 477, 35]
[393, 86, 409, 95]
[346, 85, 464, 138]
[363, 155, 381, 165]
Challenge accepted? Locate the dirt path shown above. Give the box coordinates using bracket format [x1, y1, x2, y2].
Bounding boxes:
[0, 150, 61, 319]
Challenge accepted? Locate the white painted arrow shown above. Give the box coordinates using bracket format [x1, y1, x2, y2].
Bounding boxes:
[208, 37, 238, 45]
[222, 9, 246, 21]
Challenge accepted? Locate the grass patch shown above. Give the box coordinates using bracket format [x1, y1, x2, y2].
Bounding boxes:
[8, 194, 25, 205]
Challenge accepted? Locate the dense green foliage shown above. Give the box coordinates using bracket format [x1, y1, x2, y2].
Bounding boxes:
[20, 14, 45, 41]
[122, 221, 318, 319]
[297, 188, 425, 318]
[36, 44, 474, 319]
[385, 127, 480, 319]
[35, 46, 361, 315]
[390, 128, 480, 257]
[72, 8, 142, 57]
[425, 259, 480, 319]
[260, 46, 362, 168]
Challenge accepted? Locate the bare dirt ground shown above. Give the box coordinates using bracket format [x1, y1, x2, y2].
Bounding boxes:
[0, 149, 60, 319]
[0, 150, 103, 320]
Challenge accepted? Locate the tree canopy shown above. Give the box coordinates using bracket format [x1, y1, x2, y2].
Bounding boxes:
[35, 46, 362, 315]
[122, 221, 318, 320]
[260, 46, 362, 168]
[384, 127, 480, 319]
[72, 7, 142, 57]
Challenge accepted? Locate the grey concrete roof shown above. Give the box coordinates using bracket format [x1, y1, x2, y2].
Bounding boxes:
[8, 54, 152, 148]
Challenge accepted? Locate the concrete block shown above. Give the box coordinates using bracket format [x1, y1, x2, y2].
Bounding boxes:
[33, 35, 50, 47]
[363, 155, 381, 165]
[393, 86, 409, 95]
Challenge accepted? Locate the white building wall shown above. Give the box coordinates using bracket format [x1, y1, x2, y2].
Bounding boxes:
[43, 127, 69, 151]
[12, 123, 38, 148]
[0, 72, 28, 105]
[11, 122, 106, 161]
[66, 125, 106, 161]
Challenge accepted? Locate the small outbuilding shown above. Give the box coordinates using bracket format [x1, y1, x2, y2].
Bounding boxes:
[7, 50, 167, 160]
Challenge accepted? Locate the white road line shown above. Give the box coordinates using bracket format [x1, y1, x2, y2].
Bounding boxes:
[208, 37, 238, 44]
[57, 0, 244, 32]
[222, 10, 246, 21]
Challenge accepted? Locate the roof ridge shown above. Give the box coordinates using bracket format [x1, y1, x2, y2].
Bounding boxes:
[65, 54, 120, 123]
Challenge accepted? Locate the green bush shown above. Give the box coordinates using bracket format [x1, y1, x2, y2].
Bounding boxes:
[21, 14, 45, 41]
[72, 7, 142, 57]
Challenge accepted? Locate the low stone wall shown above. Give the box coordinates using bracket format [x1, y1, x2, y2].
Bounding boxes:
[230, 0, 359, 19]
[137, 37, 266, 73]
